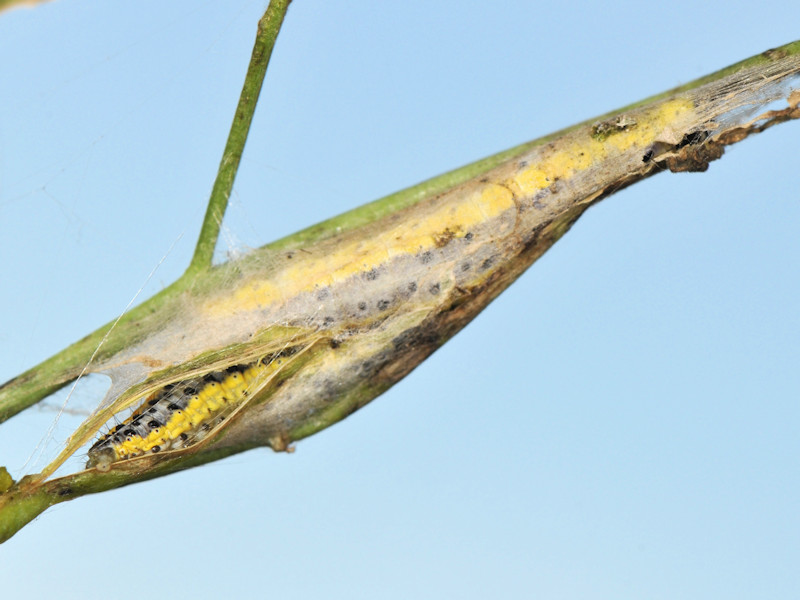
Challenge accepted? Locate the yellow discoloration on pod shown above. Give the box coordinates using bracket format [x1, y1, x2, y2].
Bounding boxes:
[203, 100, 696, 318]
[508, 99, 695, 197]
[203, 182, 517, 315]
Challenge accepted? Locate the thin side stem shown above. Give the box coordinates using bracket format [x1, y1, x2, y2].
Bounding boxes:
[187, 0, 292, 273]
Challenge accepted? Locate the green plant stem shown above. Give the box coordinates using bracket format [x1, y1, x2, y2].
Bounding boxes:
[188, 0, 292, 274]
[0, 36, 799, 541]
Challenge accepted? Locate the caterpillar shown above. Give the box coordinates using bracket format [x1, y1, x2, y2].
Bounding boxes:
[86, 353, 289, 471]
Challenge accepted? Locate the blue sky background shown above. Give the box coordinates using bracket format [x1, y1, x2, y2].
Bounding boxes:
[1, 1, 798, 597]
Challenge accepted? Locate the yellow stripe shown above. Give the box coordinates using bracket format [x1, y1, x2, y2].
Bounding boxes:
[106, 362, 271, 460]
[203, 99, 693, 318]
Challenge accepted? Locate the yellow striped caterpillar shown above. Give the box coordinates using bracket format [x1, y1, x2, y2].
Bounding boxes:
[86, 352, 293, 471]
